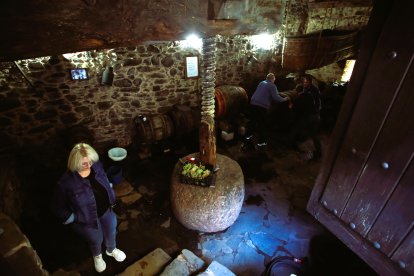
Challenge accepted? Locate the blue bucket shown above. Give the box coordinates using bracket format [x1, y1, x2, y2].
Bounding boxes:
[107, 166, 123, 185]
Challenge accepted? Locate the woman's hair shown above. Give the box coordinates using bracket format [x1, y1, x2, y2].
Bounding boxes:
[67, 143, 99, 172]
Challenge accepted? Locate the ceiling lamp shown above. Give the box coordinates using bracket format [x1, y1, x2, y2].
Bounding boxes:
[179, 34, 202, 51]
[250, 33, 274, 50]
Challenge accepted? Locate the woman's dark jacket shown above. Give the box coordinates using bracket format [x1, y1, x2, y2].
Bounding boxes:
[52, 161, 115, 227]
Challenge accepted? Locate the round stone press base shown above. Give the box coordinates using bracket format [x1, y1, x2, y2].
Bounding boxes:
[171, 153, 244, 233]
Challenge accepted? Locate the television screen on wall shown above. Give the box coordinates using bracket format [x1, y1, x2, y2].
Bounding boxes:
[70, 68, 88, 80]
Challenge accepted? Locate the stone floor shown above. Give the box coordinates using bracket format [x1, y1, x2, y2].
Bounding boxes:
[19, 128, 378, 276]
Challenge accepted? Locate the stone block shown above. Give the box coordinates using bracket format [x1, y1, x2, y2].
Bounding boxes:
[0, 212, 31, 258]
[119, 191, 142, 205]
[114, 180, 134, 197]
[2, 246, 48, 276]
[197, 260, 236, 276]
[118, 248, 171, 276]
[160, 249, 205, 276]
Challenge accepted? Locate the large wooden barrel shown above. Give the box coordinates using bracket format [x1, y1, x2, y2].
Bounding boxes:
[169, 105, 200, 136]
[282, 29, 360, 71]
[134, 114, 174, 143]
[214, 85, 248, 119]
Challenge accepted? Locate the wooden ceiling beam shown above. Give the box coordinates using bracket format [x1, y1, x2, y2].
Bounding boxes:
[0, 0, 279, 61]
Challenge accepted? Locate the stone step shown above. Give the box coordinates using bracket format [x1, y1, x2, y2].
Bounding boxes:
[197, 260, 236, 276]
[114, 180, 135, 197]
[160, 249, 205, 276]
[118, 247, 235, 276]
[117, 248, 172, 276]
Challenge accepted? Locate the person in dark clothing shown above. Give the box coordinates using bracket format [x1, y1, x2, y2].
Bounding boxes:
[250, 73, 288, 146]
[289, 75, 322, 160]
[52, 143, 126, 273]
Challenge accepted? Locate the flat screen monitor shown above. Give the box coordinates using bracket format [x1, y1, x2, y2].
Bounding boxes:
[70, 68, 88, 80]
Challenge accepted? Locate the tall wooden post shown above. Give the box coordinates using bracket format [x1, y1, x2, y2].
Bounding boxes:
[199, 36, 217, 167]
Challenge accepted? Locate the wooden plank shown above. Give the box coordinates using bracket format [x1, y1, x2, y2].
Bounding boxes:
[310, 203, 409, 275]
[282, 30, 359, 71]
[367, 158, 414, 256]
[341, 58, 414, 236]
[307, 0, 393, 218]
[392, 229, 414, 275]
[0, 0, 284, 61]
[319, 0, 414, 218]
[307, 1, 414, 275]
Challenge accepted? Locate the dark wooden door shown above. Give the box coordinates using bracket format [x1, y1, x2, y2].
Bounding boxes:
[307, 1, 414, 275]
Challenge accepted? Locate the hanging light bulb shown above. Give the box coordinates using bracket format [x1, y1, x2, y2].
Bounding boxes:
[179, 34, 202, 51]
[250, 33, 275, 50]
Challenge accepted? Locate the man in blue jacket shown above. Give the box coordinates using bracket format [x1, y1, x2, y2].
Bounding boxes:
[250, 73, 288, 146]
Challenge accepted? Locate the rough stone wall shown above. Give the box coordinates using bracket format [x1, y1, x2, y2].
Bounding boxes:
[307, 62, 345, 83]
[6, 44, 203, 148]
[306, 2, 372, 33]
[246, 0, 285, 31]
[215, 34, 284, 89]
[284, 0, 309, 36]
[0, 35, 283, 149]
[285, 0, 372, 35]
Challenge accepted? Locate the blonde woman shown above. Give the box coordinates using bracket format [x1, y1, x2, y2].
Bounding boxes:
[52, 143, 126, 273]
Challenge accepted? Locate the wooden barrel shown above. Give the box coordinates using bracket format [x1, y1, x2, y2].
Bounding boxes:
[169, 105, 200, 136]
[214, 85, 248, 119]
[135, 114, 174, 143]
[282, 29, 360, 71]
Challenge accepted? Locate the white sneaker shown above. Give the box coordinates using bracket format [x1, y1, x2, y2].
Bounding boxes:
[93, 254, 106, 273]
[106, 248, 126, 262]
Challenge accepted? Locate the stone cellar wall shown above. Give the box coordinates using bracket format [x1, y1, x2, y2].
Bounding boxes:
[0, 35, 283, 149]
[306, 1, 372, 34]
[307, 62, 345, 84]
[285, 0, 372, 35]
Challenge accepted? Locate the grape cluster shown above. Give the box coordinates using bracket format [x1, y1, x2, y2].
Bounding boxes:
[181, 163, 211, 180]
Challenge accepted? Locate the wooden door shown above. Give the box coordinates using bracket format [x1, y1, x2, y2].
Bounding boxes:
[307, 1, 414, 275]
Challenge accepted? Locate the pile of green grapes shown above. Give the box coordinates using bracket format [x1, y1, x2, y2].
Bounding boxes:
[181, 163, 211, 180]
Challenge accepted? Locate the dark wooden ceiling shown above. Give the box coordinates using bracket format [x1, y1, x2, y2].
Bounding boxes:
[0, 0, 284, 62]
